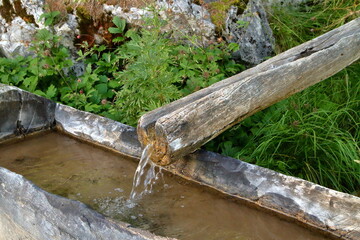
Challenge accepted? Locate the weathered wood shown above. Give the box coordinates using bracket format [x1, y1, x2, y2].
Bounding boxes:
[138, 18, 360, 165]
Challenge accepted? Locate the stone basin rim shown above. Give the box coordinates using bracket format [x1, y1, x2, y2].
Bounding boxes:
[0, 84, 359, 240]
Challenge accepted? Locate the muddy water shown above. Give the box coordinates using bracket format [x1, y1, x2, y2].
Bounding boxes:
[0, 132, 330, 240]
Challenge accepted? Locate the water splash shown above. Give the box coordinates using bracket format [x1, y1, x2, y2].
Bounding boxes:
[129, 145, 163, 201]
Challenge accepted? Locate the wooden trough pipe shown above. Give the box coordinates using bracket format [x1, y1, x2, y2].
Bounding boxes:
[137, 18, 360, 166]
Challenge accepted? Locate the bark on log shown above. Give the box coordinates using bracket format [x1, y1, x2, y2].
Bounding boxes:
[138, 18, 360, 165]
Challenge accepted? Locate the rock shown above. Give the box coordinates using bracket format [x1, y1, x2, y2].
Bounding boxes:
[103, 4, 153, 26]
[0, 17, 37, 58]
[225, 0, 275, 65]
[53, 13, 79, 52]
[0, 0, 79, 58]
[0, 0, 216, 60]
[0, 84, 56, 141]
[0, 0, 44, 57]
[104, 0, 215, 46]
[157, 0, 215, 45]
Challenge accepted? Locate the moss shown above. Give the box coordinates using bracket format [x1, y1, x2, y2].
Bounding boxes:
[203, 0, 248, 33]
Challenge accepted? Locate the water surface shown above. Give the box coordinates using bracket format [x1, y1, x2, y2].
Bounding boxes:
[0, 132, 331, 240]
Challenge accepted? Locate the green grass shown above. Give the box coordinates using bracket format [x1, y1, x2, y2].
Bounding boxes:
[207, 62, 360, 194]
[269, 0, 360, 53]
[206, 0, 360, 194]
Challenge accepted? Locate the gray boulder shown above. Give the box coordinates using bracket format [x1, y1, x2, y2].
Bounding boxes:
[0, 0, 79, 58]
[225, 0, 275, 65]
[0, 16, 37, 58]
[157, 0, 215, 45]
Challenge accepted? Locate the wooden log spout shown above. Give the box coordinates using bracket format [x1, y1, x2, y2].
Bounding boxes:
[137, 18, 360, 166]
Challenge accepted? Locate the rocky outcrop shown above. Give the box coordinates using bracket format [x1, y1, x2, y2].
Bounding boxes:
[0, 16, 37, 58]
[0, 0, 79, 58]
[0, 0, 216, 59]
[103, 0, 215, 46]
[157, 0, 215, 45]
[225, 0, 275, 65]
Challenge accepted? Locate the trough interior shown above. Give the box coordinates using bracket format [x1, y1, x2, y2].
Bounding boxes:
[0, 130, 333, 240]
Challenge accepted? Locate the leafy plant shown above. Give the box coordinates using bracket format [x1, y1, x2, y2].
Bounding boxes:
[0, 11, 243, 127]
[106, 14, 242, 125]
[0, 12, 73, 100]
[108, 16, 127, 43]
[39, 10, 61, 26]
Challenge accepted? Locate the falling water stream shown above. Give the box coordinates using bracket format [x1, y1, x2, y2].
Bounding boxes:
[129, 145, 163, 201]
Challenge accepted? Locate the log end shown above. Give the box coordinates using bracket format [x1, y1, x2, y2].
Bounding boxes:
[137, 117, 173, 166]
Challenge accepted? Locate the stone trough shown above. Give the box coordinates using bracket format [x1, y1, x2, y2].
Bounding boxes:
[0, 84, 359, 240]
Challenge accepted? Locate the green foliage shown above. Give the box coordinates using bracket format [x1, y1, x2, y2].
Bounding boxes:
[112, 27, 182, 125]
[86, 15, 242, 125]
[205, 0, 248, 32]
[0, 20, 73, 99]
[108, 16, 127, 43]
[268, 0, 360, 53]
[39, 11, 61, 26]
[0, 12, 243, 127]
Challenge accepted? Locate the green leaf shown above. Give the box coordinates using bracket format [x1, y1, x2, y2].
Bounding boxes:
[45, 18, 52, 26]
[23, 76, 38, 92]
[95, 83, 108, 94]
[112, 16, 126, 32]
[86, 64, 92, 74]
[106, 89, 115, 98]
[85, 103, 101, 112]
[125, 29, 140, 40]
[113, 37, 125, 43]
[108, 80, 121, 88]
[227, 42, 240, 52]
[45, 85, 57, 99]
[35, 29, 52, 41]
[34, 90, 46, 97]
[40, 11, 60, 26]
[108, 27, 123, 34]
[99, 75, 108, 83]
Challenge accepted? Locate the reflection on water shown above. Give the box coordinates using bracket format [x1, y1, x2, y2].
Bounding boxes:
[0, 132, 330, 240]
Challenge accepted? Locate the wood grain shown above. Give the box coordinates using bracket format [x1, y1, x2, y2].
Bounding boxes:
[138, 18, 360, 165]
